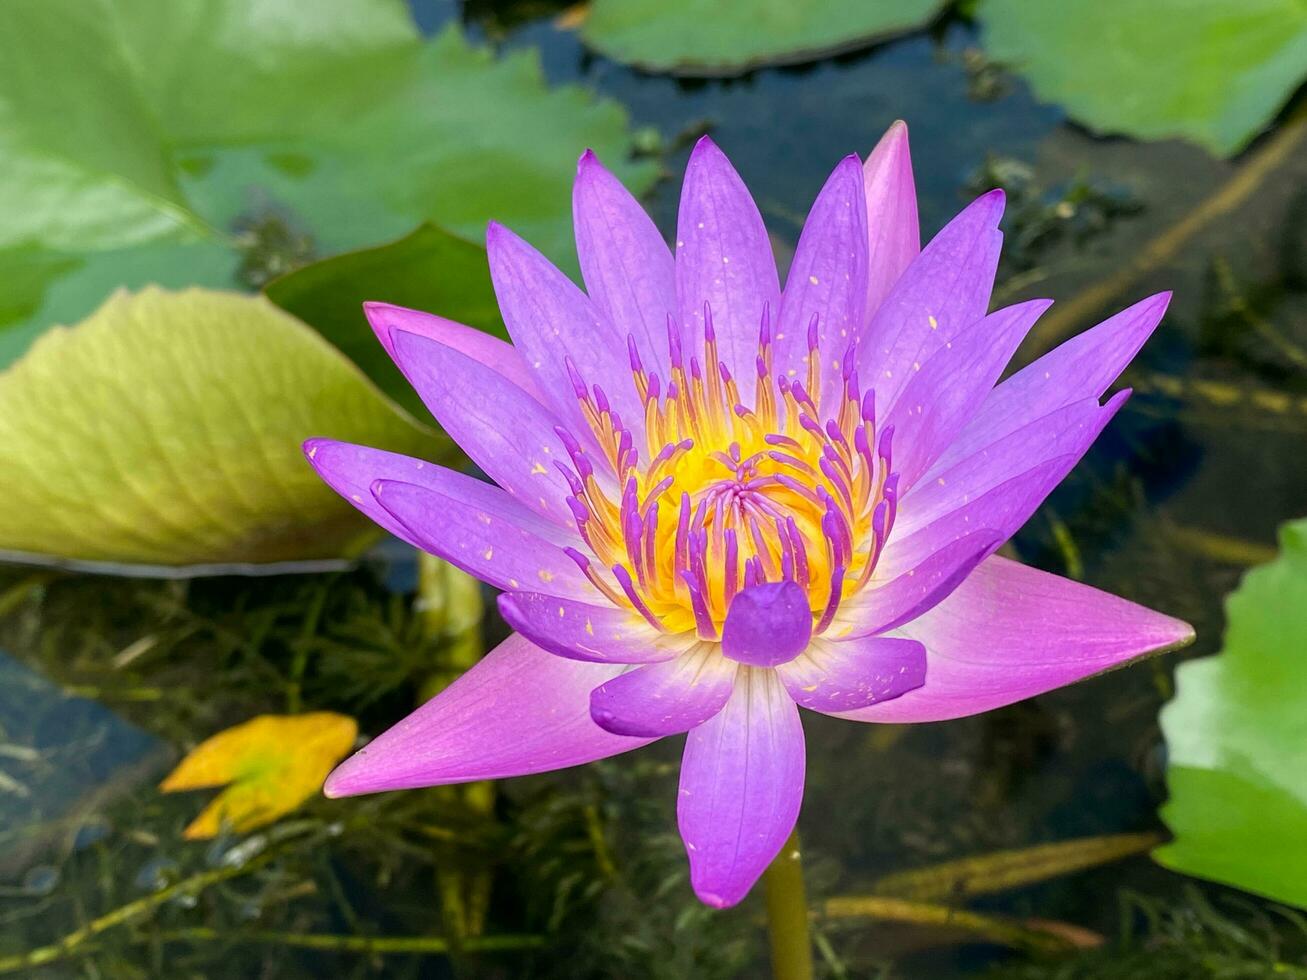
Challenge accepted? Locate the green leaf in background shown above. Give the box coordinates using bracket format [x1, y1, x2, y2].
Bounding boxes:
[0, 0, 655, 366]
[0, 288, 440, 568]
[577, 0, 946, 75]
[1156, 517, 1307, 909]
[982, 0, 1307, 156]
[265, 224, 503, 424]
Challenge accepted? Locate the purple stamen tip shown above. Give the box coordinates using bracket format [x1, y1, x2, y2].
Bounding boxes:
[861, 390, 876, 424]
[563, 547, 590, 571]
[554, 425, 581, 456]
[564, 357, 588, 399]
[555, 462, 584, 495]
[806, 313, 819, 351]
[567, 496, 590, 523]
[703, 302, 716, 343]
[878, 424, 895, 459]
[627, 335, 643, 373]
[667, 314, 683, 367]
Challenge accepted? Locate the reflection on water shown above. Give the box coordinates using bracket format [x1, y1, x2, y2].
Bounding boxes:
[2, 1, 1305, 976]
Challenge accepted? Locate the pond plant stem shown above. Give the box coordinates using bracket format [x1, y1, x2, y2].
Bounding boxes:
[0, 858, 273, 975]
[763, 829, 815, 980]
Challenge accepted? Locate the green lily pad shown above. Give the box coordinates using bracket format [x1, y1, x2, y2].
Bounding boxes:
[982, 0, 1307, 156]
[0, 288, 440, 568]
[577, 0, 946, 75]
[0, 0, 654, 366]
[1157, 517, 1307, 908]
[265, 224, 503, 424]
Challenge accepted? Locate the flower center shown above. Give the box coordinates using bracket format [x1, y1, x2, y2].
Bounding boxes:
[558, 307, 897, 639]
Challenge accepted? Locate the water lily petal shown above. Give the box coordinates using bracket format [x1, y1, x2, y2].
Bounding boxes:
[678, 668, 805, 908]
[836, 529, 1002, 638]
[862, 121, 920, 318]
[324, 633, 653, 795]
[573, 149, 675, 369]
[390, 329, 581, 524]
[487, 221, 644, 447]
[878, 456, 1079, 578]
[676, 136, 781, 406]
[935, 293, 1169, 471]
[498, 590, 679, 664]
[364, 301, 543, 401]
[901, 393, 1128, 538]
[775, 154, 868, 412]
[303, 439, 576, 549]
[721, 581, 813, 667]
[885, 298, 1050, 488]
[778, 635, 925, 712]
[832, 556, 1194, 723]
[859, 189, 1004, 414]
[373, 479, 595, 598]
[590, 646, 737, 736]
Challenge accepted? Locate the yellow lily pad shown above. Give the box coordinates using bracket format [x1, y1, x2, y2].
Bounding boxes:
[161, 712, 357, 840]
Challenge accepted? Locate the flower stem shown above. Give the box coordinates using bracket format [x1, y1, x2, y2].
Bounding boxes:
[762, 829, 814, 980]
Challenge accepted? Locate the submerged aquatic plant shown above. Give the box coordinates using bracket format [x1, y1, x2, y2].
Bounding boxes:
[306, 123, 1193, 908]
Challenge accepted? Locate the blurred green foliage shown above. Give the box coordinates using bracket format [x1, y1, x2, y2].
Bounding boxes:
[0, 0, 654, 367]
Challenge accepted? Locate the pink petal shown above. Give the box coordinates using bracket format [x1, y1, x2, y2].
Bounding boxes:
[862, 121, 920, 318]
[390, 329, 582, 524]
[324, 632, 652, 795]
[372, 479, 595, 598]
[858, 190, 1005, 415]
[884, 298, 1050, 488]
[676, 136, 781, 406]
[944, 293, 1170, 468]
[835, 529, 1002, 638]
[721, 581, 813, 667]
[303, 439, 575, 549]
[774, 154, 868, 412]
[878, 455, 1082, 580]
[778, 635, 925, 712]
[487, 222, 644, 448]
[497, 591, 678, 664]
[678, 668, 805, 908]
[573, 150, 675, 370]
[902, 393, 1128, 539]
[832, 556, 1194, 723]
[363, 302, 543, 402]
[590, 646, 737, 737]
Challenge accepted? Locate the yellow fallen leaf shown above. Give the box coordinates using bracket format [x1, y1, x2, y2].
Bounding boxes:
[161, 713, 357, 840]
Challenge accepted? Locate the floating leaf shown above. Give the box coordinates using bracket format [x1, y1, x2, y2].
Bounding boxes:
[577, 0, 946, 75]
[0, 0, 654, 365]
[161, 713, 358, 839]
[265, 224, 503, 423]
[982, 0, 1307, 156]
[1157, 517, 1307, 909]
[0, 287, 439, 568]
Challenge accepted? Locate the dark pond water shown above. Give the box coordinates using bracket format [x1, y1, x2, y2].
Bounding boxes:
[3, 1, 1306, 977]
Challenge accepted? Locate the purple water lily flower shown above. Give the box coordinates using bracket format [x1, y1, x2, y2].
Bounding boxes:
[307, 123, 1193, 908]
